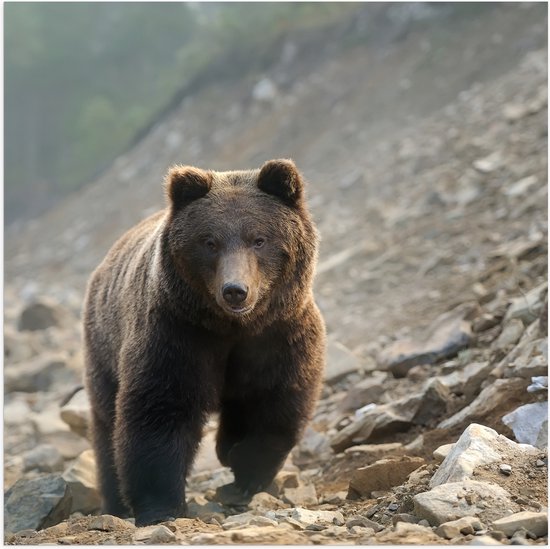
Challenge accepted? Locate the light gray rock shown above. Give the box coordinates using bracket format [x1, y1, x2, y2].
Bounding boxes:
[331, 378, 450, 451]
[430, 423, 537, 487]
[379, 309, 472, 377]
[413, 480, 514, 526]
[325, 341, 362, 384]
[4, 398, 32, 426]
[296, 426, 332, 459]
[222, 512, 262, 530]
[470, 534, 504, 545]
[60, 388, 91, 439]
[433, 443, 454, 463]
[5, 354, 75, 393]
[437, 378, 527, 430]
[502, 401, 548, 449]
[436, 361, 492, 402]
[436, 516, 483, 538]
[491, 511, 547, 538]
[273, 507, 345, 527]
[282, 484, 318, 506]
[88, 514, 134, 531]
[62, 449, 101, 514]
[23, 444, 64, 473]
[493, 319, 525, 350]
[4, 474, 72, 534]
[505, 283, 547, 324]
[248, 492, 287, 512]
[344, 442, 405, 458]
[338, 372, 387, 411]
[133, 524, 176, 543]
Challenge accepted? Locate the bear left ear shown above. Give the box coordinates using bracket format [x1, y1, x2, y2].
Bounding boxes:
[165, 165, 212, 209]
[257, 159, 304, 206]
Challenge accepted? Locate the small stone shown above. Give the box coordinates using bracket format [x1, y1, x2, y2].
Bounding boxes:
[499, 464, 512, 476]
[491, 511, 548, 538]
[222, 512, 257, 530]
[133, 524, 175, 543]
[473, 152, 502, 173]
[5, 354, 74, 393]
[392, 513, 421, 526]
[248, 492, 287, 512]
[325, 341, 362, 383]
[274, 507, 345, 527]
[535, 460, 545, 467]
[345, 516, 383, 532]
[60, 388, 91, 439]
[23, 444, 64, 473]
[436, 517, 483, 539]
[62, 450, 101, 514]
[470, 534, 504, 545]
[271, 471, 300, 494]
[493, 320, 524, 350]
[433, 444, 454, 463]
[348, 456, 425, 498]
[282, 484, 318, 506]
[388, 503, 399, 512]
[88, 515, 134, 531]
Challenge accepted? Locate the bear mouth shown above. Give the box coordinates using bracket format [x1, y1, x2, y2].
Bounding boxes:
[224, 304, 253, 316]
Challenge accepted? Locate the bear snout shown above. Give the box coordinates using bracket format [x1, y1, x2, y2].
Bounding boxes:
[222, 282, 248, 307]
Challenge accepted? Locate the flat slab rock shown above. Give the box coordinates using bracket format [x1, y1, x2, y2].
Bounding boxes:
[430, 423, 538, 487]
[413, 480, 515, 526]
[379, 308, 472, 377]
[491, 511, 548, 538]
[349, 456, 425, 497]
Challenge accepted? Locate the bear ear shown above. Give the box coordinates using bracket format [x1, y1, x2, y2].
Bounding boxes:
[165, 165, 212, 209]
[257, 159, 304, 206]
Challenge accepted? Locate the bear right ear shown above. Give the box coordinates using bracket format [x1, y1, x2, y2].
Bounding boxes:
[165, 165, 212, 209]
[257, 159, 304, 207]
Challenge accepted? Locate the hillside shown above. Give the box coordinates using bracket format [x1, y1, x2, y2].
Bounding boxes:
[4, 3, 548, 546]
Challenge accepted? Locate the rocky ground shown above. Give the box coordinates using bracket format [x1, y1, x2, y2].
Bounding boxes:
[3, 4, 548, 546]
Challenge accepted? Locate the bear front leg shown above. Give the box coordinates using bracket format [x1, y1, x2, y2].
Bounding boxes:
[114, 376, 205, 526]
[226, 386, 318, 494]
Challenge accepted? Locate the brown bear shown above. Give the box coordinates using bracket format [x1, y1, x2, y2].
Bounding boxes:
[83, 159, 326, 526]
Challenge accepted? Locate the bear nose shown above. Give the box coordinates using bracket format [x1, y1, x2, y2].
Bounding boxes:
[222, 283, 248, 306]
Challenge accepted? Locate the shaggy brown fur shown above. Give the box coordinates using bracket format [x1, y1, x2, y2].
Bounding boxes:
[83, 159, 325, 526]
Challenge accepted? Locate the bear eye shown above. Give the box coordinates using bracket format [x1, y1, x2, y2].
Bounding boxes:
[205, 239, 218, 252]
[254, 237, 266, 249]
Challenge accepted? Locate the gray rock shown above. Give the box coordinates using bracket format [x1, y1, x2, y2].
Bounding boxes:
[436, 516, 483, 538]
[436, 361, 492, 402]
[505, 283, 547, 325]
[5, 354, 75, 393]
[499, 464, 512, 476]
[344, 442, 405, 458]
[222, 512, 259, 530]
[133, 524, 176, 543]
[17, 298, 70, 331]
[437, 378, 528, 430]
[282, 484, 318, 506]
[493, 319, 525, 350]
[5, 397, 33, 426]
[413, 480, 514, 526]
[296, 426, 332, 459]
[433, 443, 454, 463]
[470, 534, 504, 545]
[248, 492, 287, 512]
[430, 424, 537, 487]
[273, 507, 345, 527]
[473, 152, 502, 173]
[88, 514, 134, 531]
[491, 511, 548, 538]
[23, 444, 64, 473]
[62, 450, 101, 514]
[325, 341, 362, 384]
[331, 378, 450, 451]
[379, 309, 472, 377]
[349, 456, 425, 498]
[338, 372, 387, 411]
[502, 402, 548, 449]
[60, 388, 91, 439]
[4, 474, 72, 534]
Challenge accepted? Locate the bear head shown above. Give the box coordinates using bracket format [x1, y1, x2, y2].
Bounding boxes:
[164, 159, 318, 323]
